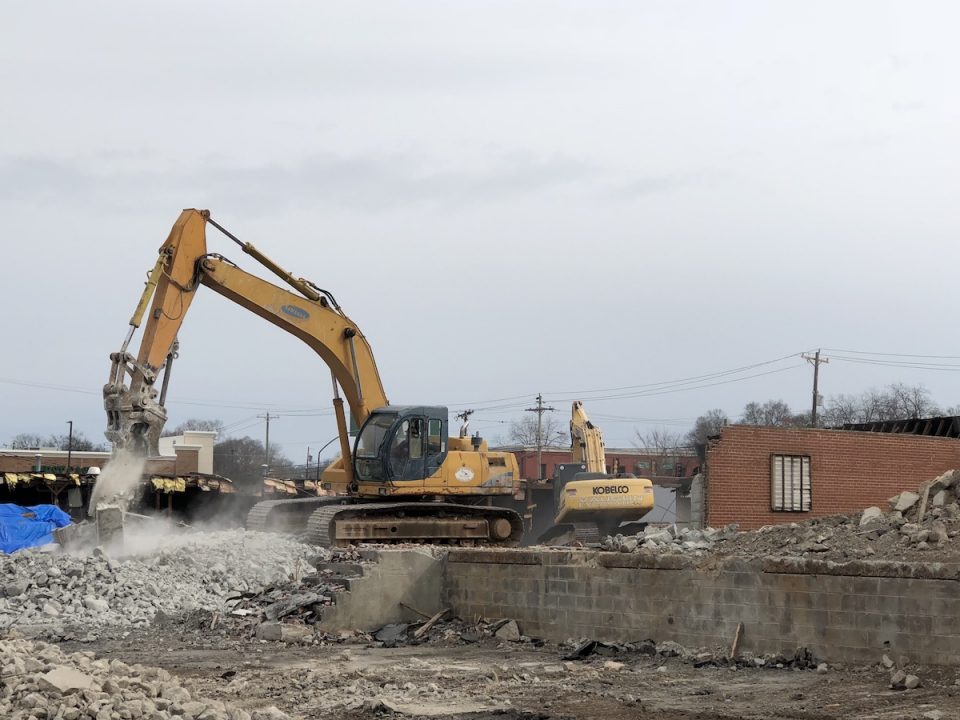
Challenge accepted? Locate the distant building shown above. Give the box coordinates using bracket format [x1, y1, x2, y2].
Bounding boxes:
[699, 421, 960, 530]
[158, 430, 217, 474]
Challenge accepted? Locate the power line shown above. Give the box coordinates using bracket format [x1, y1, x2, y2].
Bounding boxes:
[822, 348, 960, 360]
[830, 356, 960, 371]
[543, 351, 806, 396]
[545, 364, 804, 403]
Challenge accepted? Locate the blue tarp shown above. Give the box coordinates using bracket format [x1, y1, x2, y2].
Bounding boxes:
[0, 504, 72, 554]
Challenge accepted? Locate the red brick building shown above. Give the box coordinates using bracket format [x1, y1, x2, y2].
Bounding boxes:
[705, 425, 960, 530]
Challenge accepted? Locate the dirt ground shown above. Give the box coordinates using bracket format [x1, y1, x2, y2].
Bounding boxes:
[60, 628, 960, 720]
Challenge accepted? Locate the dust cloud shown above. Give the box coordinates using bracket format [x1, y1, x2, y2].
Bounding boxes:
[87, 449, 146, 516]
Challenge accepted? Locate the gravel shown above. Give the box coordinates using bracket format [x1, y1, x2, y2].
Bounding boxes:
[0, 528, 325, 639]
[0, 636, 290, 720]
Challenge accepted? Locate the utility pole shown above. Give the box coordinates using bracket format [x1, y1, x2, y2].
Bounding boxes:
[525, 394, 555, 481]
[257, 413, 277, 471]
[65, 420, 73, 472]
[802, 350, 830, 428]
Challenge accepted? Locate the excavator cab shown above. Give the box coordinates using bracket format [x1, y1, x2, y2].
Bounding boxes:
[353, 406, 448, 483]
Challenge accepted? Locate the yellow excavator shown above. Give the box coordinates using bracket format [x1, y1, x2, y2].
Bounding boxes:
[537, 400, 655, 545]
[104, 209, 524, 546]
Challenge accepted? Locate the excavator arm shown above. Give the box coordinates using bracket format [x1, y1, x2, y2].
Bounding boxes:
[104, 209, 388, 469]
[569, 400, 606, 474]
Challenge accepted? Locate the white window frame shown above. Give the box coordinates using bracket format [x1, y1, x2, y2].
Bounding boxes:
[770, 454, 811, 512]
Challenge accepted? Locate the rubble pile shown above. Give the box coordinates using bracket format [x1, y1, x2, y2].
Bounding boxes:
[560, 637, 824, 671]
[0, 530, 324, 639]
[228, 573, 344, 628]
[0, 637, 289, 720]
[603, 470, 960, 563]
[601, 524, 739, 555]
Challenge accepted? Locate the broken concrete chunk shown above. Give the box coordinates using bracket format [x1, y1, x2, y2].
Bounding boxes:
[494, 619, 521, 641]
[37, 666, 94, 695]
[255, 623, 313, 643]
[904, 674, 921, 689]
[881, 654, 894, 669]
[859, 507, 884, 526]
[373, 623, 410, 647]
[3, 581, 28, 597]
[890, 670, 907, 690]
[890, 491, 920, 513]
[923, 710, 944, 720]
[603, 660, 625, 671]
[932, 490, 947, 507]
[82, 596, 109, 613]
[929, 522, 949, 545]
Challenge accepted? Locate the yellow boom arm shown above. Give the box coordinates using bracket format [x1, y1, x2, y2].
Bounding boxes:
[104, 209, 388, 465]
[569, 400, 606, 474]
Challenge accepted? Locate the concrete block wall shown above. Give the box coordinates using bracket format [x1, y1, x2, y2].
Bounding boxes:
[444, 549, 960, 665]
[707, 426, 960, 530]
[321, 549, 444, 632]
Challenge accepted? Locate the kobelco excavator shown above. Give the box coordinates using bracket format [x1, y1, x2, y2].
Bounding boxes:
[538, 400, 655, 544]
[104, 209, 524, 546]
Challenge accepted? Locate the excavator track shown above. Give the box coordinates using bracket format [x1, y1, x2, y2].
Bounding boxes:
[246, 497, 353, 536]
[305, 502, 524, 548]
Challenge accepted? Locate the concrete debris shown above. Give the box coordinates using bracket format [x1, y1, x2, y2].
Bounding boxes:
[36, 666, 94, 694]
[890, 491, 920, 513]
[859, 506, 883, 526]
[254, 622, 314, 643]
[601, 524, 739, 555]
[602, 469, 960, 563]
[0, 529, 323, 640]
[493, 619, 521, 641]
[0, 637, 256, 719]
[889, 669, 923, 691]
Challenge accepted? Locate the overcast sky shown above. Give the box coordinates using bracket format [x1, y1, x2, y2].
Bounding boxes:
[2, 1, 959, 459]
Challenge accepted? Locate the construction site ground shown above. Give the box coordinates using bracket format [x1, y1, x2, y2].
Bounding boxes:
[60, 626, 960, 720]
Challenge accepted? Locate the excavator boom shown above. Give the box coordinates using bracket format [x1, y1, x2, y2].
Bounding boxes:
[104, 209, 386, 460]
[105, 209, 523, 548]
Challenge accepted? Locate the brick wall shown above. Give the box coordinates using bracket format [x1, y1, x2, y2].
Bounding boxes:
[706, 426, 960, 530]
[444, 549, 960, 665]
[508, 448, 698, 482]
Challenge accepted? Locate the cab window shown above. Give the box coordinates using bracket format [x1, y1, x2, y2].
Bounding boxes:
[409, 419, 423, 459]
[389, 420, 410, 475]
[427, 418, 442, 454]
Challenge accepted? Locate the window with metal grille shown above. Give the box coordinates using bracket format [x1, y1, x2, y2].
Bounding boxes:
[770, 454, 811, 512]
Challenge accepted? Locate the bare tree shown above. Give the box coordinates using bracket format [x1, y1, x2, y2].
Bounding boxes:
[635, 427, 684, 476]
[739, 400, 806, 426]
[45, 432, 106, 452]
[162, 418, 225, 437]
[503, 415, 567, 448]
[822, 383, 941, 425]
[686, 409, 729, 445]
[9, 433, 45, 450]
[8, 431, 105, 452]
